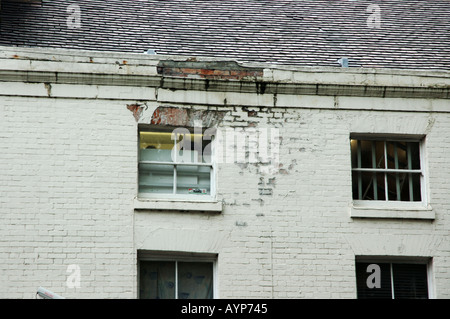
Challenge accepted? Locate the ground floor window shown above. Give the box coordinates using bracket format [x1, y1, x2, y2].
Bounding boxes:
[139, 258, 214, 299]
[356, 260, 430, 299]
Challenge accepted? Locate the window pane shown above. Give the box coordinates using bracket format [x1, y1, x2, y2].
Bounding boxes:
[362, 140, 385, 169]
[387, 141, 405, 169]
[140, 261, 176, 299]
[140, 131, 176, 152]
[140, 130, 212, 164]
[386, 141, 420, 170]
[176, 165, 211, 195]
[140, 130, 177, 163]
[360, 140, 373, 168]
[140, 148, 174, 162]
[352, 170, 361, 200]
[177, 149, 200, 163]
[392, 264, 428, 299]
[411, 173, 422, 202]
[139, 163, 174, 194]
[172, 132, 212, 164]
[356, 262, 392, 299]
[387, 172, 407, 201]
[408, 142, 421, 170]
[351, 140, 385, 169]
[352, 171, 386, 200]
[353, 173, 423, 201]
[178, 262, 214, 299]
[394, 173, 422, 202]
[373, 141, 385, 168]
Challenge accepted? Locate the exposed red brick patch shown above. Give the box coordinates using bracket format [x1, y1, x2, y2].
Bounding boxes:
[151, 107, 189, 126]
[127, 103, 145, 122]
[150, 106, 227, 127]
[157, 60, 263, 81]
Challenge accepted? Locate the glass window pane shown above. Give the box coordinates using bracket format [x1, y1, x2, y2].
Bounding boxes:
[140, 130, 212, 164]
[354, 140, 385, 169]
[407, 142, 421, 170]
[352, 171, 361, 200]
[387, 172, 407, 201]
[386, 141, 420, 170]
[139, 131, 173, 149]
[400, 173, 412, 201]
[140, 261, 176, 299]
[355, 171, 386, 201]
[411, 173, 422, 202]
[392, 264, 428, 299]
[140, 148, 174, 162]
[373, 141, 385, 169]
[356, 262, 392, 299]
[202, 130, 214, 164]
[360, 140, 373, 168]
[176, 165, 211, 195]
[177, 149, 200, 163]
[178, 262, 214, 299]
[139, 130, 180, 163]
[397, 173, 422, 202]
[387, 172, 422, 201]
[174, 132, 211, 164]
[396, 141, 408, 169]
[386, 141, 398, 169]
[139, 163, 174, 194]
[387, 141, 413, 170]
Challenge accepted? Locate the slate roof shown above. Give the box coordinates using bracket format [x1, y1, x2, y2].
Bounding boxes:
[1, 0, 450, 70]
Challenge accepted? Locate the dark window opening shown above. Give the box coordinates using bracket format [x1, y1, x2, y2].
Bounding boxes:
[351, 138, 423, 202]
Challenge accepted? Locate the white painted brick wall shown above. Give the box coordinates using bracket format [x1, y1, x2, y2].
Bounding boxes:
[134, 106, 450, 299]
[1, 50, 450, 299]
[0, 95, 138, 299]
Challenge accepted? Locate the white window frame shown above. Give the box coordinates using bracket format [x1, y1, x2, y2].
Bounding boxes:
[137, 251, 218, 299]
[137, 126, 217, 201]
[350, 134, 433, 219]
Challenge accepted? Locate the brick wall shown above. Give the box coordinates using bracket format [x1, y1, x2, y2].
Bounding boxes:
[135, 105, 450, 298]
[1, 48, 450, 298]
[0, 96, 138, 298]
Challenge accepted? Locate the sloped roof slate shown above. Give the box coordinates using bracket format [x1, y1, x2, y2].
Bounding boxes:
[1, 0, 449, 70]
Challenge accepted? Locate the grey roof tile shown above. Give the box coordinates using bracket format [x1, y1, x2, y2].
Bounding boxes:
[0, 0, 449, 70]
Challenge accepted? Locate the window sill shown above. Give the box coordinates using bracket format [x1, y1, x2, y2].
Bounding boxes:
[134, 197, 223, 213]
[350, 201, 434, 220]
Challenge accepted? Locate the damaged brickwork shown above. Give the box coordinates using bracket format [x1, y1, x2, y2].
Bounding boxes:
[127, 103, 148, 122]
[150, 106, 227, 127]
[219, 105, 301, 207]
[136, 102, 293, 209]
[157, 60, 263, 80]
[3, 46, 450, 299]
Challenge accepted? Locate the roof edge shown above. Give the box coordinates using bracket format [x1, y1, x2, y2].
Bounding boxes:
[1, 45, 450, 89]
